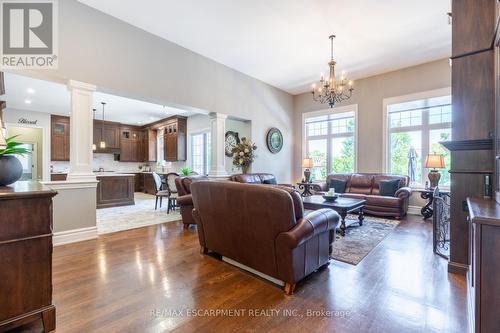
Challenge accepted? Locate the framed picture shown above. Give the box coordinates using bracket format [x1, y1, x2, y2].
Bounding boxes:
[266, 128, 283, 154]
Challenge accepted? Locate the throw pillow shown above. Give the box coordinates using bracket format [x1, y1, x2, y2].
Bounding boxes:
[379, 179, 401, 197]
[329, 179, 347, 193]
[263, 178, 277, 185]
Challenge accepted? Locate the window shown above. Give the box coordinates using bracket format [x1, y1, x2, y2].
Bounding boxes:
[386, 94, 451, 187]
[303, 107, 357, 180]
[191, 132, 211, 175]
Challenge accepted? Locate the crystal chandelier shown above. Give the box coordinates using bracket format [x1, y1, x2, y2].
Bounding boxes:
[312, 35, 354, 108]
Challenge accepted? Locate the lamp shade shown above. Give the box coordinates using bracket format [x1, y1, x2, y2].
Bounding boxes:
[302, 158, 313, 168]
[425, 154, 445, 169]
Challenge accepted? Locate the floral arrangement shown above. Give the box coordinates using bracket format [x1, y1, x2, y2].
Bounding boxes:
[231, 137, 257, 172]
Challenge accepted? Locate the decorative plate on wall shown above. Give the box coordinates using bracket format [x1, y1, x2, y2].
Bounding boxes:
[225, 131, 240, 156]
[266, 128, 283, 154]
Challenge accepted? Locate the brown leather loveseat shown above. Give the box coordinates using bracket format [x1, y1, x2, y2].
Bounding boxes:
[191, 181, 339, 294]
[314, 173, 412, 219]
[174, 175, 208, 229]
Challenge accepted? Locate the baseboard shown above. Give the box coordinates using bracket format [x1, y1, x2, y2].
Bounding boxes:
[53, 226, 98, 246]
[222, 257, 284, 287]
[407, 205, 422, 216]
[448, 260, 468, 275]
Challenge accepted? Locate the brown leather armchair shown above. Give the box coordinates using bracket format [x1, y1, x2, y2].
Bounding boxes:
[313, 173, 412, 219]
[174, 175, 208, 229]
[191, 181, 339, 294]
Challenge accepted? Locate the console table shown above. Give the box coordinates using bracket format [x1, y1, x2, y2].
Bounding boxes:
[296, 182, 315, 197]
[0, 182, 57, 332]
[414, 188, 450, 219]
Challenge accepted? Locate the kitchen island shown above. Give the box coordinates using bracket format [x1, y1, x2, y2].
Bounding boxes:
[95, 173, 135, 209]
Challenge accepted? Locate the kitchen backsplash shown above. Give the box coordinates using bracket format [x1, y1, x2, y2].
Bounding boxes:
[51, 153, 186, 173]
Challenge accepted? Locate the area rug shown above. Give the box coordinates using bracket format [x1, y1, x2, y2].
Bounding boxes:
[97, 192, 182, 234]
[331, 214, 400, 265]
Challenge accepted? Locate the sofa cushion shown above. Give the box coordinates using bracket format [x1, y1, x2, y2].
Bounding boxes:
[372, 175, 409, 195]
[263, 178, 277, 185]
[379, 179, 401, 197]
[348, 174, 374, 194]
[340, 193, 367, 200]
[365, 195, 401, 208]
[232, 174, 263, 184]
[328, 179, 347, 193]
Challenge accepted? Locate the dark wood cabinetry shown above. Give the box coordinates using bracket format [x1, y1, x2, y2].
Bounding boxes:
[163, 117, 186, 161]
[447, 0, 497, 275]
[119, 126, 144, 162]
[96, 175, 135, 208]
[466, 198, 500, 333]
[50, 115, 70, 161]
[0, 182, 57, 332]
[93, 120, 120, 152]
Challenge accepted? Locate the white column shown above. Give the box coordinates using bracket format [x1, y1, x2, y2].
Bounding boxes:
[208, 112, 228, 178]
[67, 80, 97, 182]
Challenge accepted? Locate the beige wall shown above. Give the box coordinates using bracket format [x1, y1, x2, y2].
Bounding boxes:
[18, 0, 294, 183]
[293, 59, 451, 208]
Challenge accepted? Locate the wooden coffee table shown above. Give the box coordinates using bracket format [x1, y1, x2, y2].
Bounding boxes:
[302, 195, 366, 236]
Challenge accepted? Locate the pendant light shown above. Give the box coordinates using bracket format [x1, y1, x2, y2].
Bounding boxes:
[92, 108, 97, 151]
[99, 102, 106, 149]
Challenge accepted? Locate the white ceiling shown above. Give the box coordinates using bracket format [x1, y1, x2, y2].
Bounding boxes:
[78, 0, 451, 94]
[3, 73, 192, 125]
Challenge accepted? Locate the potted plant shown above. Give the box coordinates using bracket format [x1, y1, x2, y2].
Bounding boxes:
[231, 137, 257, 174]
[0, 135, 30, 186]
[179, 167, 194, 176]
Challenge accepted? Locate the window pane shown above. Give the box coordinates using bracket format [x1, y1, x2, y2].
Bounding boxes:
[306, 115, 328, 136]
[307, 139, 327, 180]
[429, 105, 452, 125]
[389, 110, 422, 128]
[429, 129, 451, 187]
[191, 133, 204, 175]
[331, 136, 355, 173]
[390, 131, 422, 185]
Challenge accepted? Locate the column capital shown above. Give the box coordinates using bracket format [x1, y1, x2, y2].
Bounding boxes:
[67, 80, 97, 92]
[208, 112, 228, 120]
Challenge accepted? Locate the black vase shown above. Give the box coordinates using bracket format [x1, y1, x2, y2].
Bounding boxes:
[0, 155, 23, 186]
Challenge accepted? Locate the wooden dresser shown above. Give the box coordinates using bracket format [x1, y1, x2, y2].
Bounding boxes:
[466, 197, 500, 333]
[0, 182, 57, 332]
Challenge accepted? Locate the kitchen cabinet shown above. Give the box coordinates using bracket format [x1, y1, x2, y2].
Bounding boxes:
[51, 115, 70, 161]
[96, 174, 135, 208]
[143, 173, 157, 195]
[119, 126, 144, 162]
[93, 120, 120, 152]
[50, 173, 67, 181]
[163, 117, 186, 161]
[144, 129, 157, 162]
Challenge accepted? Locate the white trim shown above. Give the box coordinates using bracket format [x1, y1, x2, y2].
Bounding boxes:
[53, 226, 98, 246]
[40, 179, 99, 190]
[382, 87, 451, 173]
[407, 205, 423, 216]
[301, 104, 359, 173]
[222, 256, 285, 286]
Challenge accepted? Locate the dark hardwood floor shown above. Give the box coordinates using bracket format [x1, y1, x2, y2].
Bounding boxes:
[16, 215, 468, 333]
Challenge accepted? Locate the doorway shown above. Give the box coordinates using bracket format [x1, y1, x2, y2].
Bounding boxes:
[5, 126, 43, 180]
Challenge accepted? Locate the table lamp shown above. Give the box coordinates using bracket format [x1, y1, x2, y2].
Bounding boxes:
[302, 158, 313, 183]
[425, 153, 445, 188]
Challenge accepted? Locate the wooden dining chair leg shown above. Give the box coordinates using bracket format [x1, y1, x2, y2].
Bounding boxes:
[167, 198, 171, 214]
[155, 196, 158, 210]
[160, 196, 163, 208]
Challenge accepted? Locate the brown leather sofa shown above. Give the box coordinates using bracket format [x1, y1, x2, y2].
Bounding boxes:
[174, 175, 208, 229]
[229, 173, 292, 187]
[314, 173, 412, 219]
[191, 181, 339, 294]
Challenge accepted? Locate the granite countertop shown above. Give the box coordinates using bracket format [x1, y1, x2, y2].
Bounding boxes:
[94, 172, 135, 177]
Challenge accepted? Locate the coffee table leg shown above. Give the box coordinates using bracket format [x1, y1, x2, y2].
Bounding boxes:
[339, 210, 347, 236]
[358, 207, 364, 226]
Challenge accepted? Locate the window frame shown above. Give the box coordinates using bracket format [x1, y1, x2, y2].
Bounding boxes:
[190, 130, 211, 175]
[302, 104, 359, 178]
[383, 87, 452, 188]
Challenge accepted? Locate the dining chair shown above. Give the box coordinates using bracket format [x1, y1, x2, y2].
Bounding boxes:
[153, 172, 170, 210]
